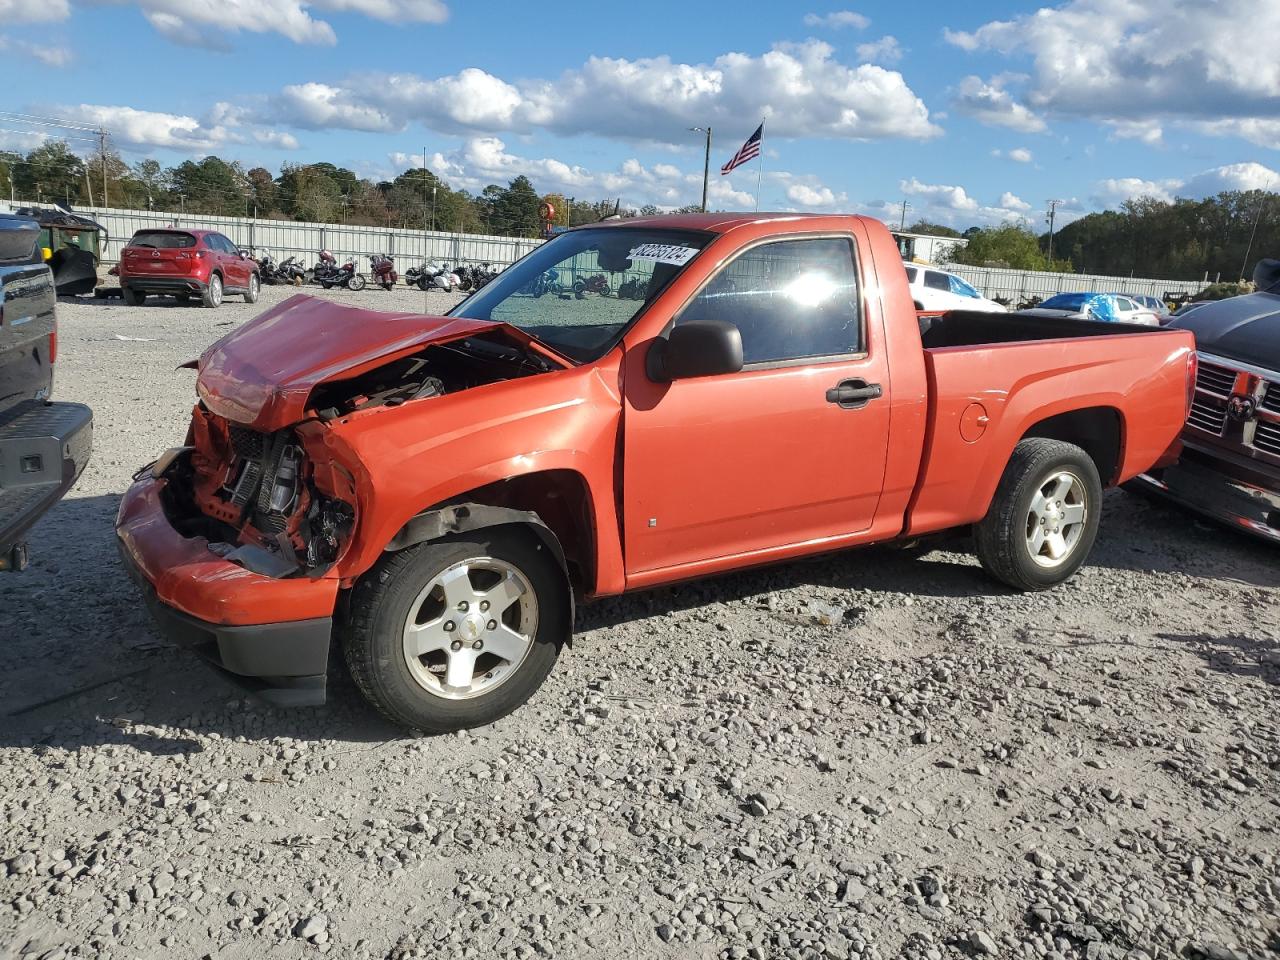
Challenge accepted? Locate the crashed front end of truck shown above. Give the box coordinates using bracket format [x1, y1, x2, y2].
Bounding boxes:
[116, 293, 567, 705]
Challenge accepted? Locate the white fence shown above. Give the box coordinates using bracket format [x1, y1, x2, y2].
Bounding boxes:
[947, 263, 1208, 304]
[3, 202, 543, 270]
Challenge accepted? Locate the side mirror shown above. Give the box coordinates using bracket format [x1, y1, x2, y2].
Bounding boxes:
[647, 319, 744, 382]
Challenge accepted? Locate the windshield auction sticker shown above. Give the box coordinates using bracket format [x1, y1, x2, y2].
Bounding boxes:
[628, 243, 700, 266]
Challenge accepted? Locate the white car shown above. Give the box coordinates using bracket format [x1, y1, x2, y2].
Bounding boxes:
[1019, 292, 1161, 326]
[905, 265, 1006, 313]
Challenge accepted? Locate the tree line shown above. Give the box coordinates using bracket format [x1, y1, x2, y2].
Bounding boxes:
[916, 188, 1278, 282]
[0, 142, 700, 238]
[2, 141, 1275, 278]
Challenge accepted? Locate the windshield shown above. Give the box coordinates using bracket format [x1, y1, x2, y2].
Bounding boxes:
[449, 227, 712, 362]
[1039, 293, 1092, 311]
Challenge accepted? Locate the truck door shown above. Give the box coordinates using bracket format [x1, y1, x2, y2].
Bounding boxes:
[622, 235, 892, 576]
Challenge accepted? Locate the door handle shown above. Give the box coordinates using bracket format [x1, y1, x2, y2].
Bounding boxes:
[826, 379, 882, 409]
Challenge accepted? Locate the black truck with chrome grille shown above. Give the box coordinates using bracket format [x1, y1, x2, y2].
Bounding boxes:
[1133, 259, 1280, 543]
[0, 213, 93, 570]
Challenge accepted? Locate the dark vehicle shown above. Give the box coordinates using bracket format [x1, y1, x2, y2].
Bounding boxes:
[0, 214, 93, 571]
[276, 256, 306, 285]
[118, 229, 260, 308]
[1132, 259, 1280, 543]
[13, 204, 106, 297]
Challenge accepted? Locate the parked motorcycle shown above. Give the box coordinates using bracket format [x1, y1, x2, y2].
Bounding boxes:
[572, 273, 611, 299]
[618, 275, 648, 300]
[523, 268, 560, 298]
[314, 250, 366, 291]
[409, 261, 460, 293]
[276, 256, 306, 286]
[370, 254, 398, 291]
[254, 250, 280, 285]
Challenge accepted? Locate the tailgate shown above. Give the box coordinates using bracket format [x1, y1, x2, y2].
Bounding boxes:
[0, 261, 56, 415]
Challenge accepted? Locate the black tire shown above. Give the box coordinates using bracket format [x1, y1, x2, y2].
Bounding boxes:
[343, 528, 568, 733]
[201, 273, 223, 308]
[122, 286, 146, 306]
[244, 273, 260, 304]
[974, 438, 1102, 591]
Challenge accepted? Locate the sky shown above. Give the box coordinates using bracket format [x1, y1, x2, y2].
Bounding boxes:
[2, 0, 1279, 230]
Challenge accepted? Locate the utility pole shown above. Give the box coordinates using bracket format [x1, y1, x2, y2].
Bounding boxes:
[1046, 199, 1064, 264]
[689, 126, 712, 212]
[899, 200, 910, 231]
[99, 127, 108, 209]
[1239, 186, 1271, 280]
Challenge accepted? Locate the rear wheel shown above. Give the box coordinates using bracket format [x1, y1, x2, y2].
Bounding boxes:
[244, 273, 260, 304]
[974, 438, 1102, 591]
[201, 273, 223, 308]
[122, 286, 146, 306]
[343, 529, 568, 733]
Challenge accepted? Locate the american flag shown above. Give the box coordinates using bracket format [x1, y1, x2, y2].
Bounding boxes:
[720, 123, 763, 175]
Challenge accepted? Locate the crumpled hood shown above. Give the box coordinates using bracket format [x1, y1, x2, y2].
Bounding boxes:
[1169, 291, 1280, 372]
[196, 294, 530, 430]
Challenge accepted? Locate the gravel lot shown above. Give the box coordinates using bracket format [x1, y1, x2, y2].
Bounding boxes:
[2, 282, 1278, 960]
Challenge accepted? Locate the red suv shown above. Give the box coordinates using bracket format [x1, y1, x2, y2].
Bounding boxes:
[118, 229, 260, 308]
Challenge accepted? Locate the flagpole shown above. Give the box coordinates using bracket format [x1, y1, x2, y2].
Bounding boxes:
[755, 118, 765, 212]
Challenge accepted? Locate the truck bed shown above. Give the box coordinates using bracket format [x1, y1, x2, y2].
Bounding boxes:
[905, 310, 1195, 537]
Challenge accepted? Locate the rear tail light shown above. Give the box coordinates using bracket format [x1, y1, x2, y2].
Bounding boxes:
[49, 322, 57, 365]
[195, 250, 207, 259]
[1186, 351, 1198, 418]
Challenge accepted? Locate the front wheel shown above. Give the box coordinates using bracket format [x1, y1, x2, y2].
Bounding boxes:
[974, 438, 1102, 591]
[343, 529, 568, 733]
[347, 273, 366, 292]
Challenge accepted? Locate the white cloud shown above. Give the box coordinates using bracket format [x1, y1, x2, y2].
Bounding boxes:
[900, 177, 977, 212]
[313, 0, 445, 23]
[275, 82, 396, 132]
[52, 102, 300, 152]
[0, 0, 68, 21]
[1105, 119, 1164, 146]
[1008, 147, 1033, 163]
[1000, 191, 1030, 211]
[1091, 162, 1280, 207]
[855, 36, 901, 65]
[268, 41, 941, 144]
[945, 0, 1280, 147]
[1190, 118, 1280, 151]
[81, 0, 446, 48]
[412, 136, 842, 212]
[1092, 177, 1179, 206]
[803, 10, 869, 29]
[786, 184, 837, 207]
[0, 35, 72, 64]
[952, 75, 1047, 133]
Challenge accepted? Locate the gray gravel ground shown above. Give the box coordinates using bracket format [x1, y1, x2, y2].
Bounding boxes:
[2, 282, 1278, 960]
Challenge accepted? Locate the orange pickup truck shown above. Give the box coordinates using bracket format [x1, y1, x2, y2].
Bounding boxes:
[116, 213, 1196, 731]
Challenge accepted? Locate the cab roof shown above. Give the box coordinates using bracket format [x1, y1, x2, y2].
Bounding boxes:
[579, 212, 872, 235]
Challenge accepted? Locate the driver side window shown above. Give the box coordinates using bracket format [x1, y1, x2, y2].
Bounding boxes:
[674, 237, 861, 365]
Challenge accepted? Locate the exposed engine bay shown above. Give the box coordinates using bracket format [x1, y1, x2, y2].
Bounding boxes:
[309, 335, 556, 418]
[161, 334, 553, 577]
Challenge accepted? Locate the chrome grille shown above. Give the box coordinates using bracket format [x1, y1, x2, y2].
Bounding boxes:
[1255, 421, 1280, 456]
[1262, 383, 1280, 415]
[1187, 396, 1228, 434]
[1196, 361, 1237, 396]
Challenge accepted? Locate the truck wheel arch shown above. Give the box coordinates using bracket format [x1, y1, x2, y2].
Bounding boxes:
[380, 469, 599, 600]
[1020, 406, 1125, 486]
